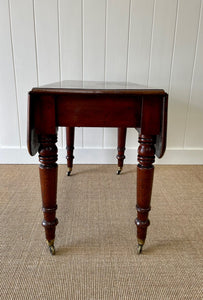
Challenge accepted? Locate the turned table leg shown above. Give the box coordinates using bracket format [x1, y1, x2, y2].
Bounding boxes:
[135, 134, 155, 254]
[66, 127, 75, 176]
[38, 134, 58, 255]
[117, 127, 127, 174]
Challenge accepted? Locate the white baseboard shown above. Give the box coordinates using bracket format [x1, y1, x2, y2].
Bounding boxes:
[0, 147, 202, 164]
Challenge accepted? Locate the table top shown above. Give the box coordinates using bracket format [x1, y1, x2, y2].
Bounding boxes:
[28, 80, 168, 158]
[31, 80, 165, 95]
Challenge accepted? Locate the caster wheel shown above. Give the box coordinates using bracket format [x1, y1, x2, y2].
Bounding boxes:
[117, 170, 121, 175]
[49, 245, 55, 255]
[67, 168, 72, 176]
[137, 244, 143, 255]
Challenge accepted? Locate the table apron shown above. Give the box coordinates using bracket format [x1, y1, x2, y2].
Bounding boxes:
[55, 95, 142, 128]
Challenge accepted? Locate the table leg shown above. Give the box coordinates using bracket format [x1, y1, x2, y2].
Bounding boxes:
[38, 134, 58, 255]
[117, 127, 127, 174]
[66, 127, 75, 176]
[135, 134, 155, 254]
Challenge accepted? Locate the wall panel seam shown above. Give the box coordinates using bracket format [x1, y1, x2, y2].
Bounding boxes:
[104, 0, 108, 82]
[126, 0, 132, 82]
[7, 0, 21, 147]
[81, 0, 84, 148]
[57, 0, 63, 148]
[147, 0, 156, 87]
[32, 0, 39, 86]
[104, 0, 107, 82]
[183, 0, 202, 148]
[168, 0, 179, 92]
[81, 0, 84, 82]
[57, 0, 62, 83]
[102, 0, 108, 148]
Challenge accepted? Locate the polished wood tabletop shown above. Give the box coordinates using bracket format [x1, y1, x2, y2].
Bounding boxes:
[33, 80, 166, 92]
[27, 80, 168, 255]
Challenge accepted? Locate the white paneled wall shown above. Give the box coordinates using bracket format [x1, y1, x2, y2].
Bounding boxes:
[0, 0, 203, 164]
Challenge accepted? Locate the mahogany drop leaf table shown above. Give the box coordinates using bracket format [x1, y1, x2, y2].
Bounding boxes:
[27, 80, 168, 255]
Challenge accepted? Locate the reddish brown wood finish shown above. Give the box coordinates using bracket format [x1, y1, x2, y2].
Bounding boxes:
[56, 94, 142, 127]
[66, 127, 127, 174]
[38, 134, 58, 243]
[135, 134, 155, 246]
[117, 127, 127, 172]
[27, 80, 168, 254]
[66, 127, 127, 176]
[66, 127, 75, 174]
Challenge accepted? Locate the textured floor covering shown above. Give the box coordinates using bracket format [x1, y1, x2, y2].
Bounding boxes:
[0, 164, 203, 300]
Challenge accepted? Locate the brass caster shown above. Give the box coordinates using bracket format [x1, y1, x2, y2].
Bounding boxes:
[117, 167, 122, 175]
[47, 240, 55, 255]
[66, 168, 72, 176]
[49, 245, 56, 255]
[137, 244, 143, 255]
